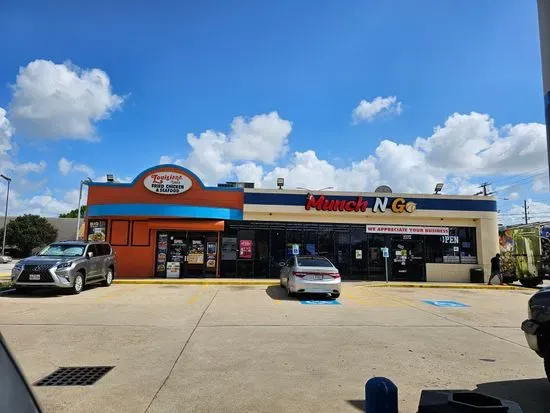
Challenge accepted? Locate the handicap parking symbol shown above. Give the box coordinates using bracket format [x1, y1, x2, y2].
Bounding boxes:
[300, 300, 341, 305]
[422, 300, 470, 308]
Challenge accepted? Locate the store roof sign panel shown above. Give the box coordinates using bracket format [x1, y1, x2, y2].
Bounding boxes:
[366, 225, 449, 235]
[143, 172, 192, 195]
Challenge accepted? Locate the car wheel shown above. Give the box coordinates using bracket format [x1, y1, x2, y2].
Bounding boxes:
[520, 277, 543, 288]
[286, 283, 294, 297]
[102, 268, 113, 287]
[331, 293, 340, 299]
[71, 273, 84, 295]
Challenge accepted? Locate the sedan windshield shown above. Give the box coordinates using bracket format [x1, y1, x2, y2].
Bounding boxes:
[297, 257, 333, 267]
[37, 244, 85, 257]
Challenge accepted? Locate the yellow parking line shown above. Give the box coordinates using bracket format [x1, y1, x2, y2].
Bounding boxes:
[186, 284, 208, 305]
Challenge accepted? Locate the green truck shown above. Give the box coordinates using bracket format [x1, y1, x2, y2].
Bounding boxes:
[499, 223, 550, 287]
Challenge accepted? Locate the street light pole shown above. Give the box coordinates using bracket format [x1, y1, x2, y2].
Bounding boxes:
[76, 178, 92, 240]
[0, 174, 11, 257]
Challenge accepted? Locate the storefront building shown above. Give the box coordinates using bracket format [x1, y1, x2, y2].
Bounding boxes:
[86, 165, 499, 282]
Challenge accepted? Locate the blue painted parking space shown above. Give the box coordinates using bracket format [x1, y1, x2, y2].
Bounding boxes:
[300, 300, 341, 305]
[422, 300, 470, 308]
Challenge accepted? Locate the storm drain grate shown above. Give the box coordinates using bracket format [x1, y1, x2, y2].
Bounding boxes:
[34, 366, 114, 386]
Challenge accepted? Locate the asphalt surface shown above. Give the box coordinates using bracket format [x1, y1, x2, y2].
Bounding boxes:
[0, 283, 547, 413]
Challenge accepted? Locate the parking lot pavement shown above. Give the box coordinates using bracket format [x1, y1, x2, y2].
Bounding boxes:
[0, 283, 548, 413]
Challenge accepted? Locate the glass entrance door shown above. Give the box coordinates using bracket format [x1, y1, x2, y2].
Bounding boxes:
[390, 238, 425, 281]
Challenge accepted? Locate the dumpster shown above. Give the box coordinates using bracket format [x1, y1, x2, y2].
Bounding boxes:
[470, 268, 484, 283]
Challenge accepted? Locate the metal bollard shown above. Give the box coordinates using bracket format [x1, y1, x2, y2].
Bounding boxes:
[365, 377, 398, 413]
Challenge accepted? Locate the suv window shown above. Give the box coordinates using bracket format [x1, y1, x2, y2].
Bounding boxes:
[96, 243, 110, 256]
[87, 244, 99, 257]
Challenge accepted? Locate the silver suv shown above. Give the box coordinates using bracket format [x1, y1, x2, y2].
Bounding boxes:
[11, 241, 116, 294]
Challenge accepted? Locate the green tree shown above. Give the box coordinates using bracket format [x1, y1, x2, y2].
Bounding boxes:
[59, 205, 86, 218]
[0, 215, 58, 257]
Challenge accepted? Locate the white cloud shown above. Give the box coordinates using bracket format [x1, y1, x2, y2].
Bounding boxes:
[0, 107, 14, 152]
[156, 111, 550, 194]
[159, 155, 173, 164]
[13, 160, 46, 174]
[352, 96, 402, 124]
[162, 111, 292, 185]
[9, 59, 124, 140]
[234, 162, 264, 186]
[58, 157, 94, 177]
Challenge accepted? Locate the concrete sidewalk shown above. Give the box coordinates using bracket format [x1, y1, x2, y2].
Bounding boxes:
[1, 274, 537, 290]
[112, 278, 528, 290]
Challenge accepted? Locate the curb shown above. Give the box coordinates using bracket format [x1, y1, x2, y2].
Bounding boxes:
[362, 283, 526, 290]
[113, 279, 278, 286]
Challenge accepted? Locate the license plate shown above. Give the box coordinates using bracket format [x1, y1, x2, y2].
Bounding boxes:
[29, 274, 40, 281]
[313, 275, 323, 280]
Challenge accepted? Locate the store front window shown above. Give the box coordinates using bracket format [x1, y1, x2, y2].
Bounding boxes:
[221, 221, 477, 280]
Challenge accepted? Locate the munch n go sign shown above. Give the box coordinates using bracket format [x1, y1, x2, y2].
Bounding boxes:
[305, 195, 417, 214]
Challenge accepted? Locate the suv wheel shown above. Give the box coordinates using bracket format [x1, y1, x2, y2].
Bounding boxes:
[71, 273, 84, 294]
[102, 268, 113, 287]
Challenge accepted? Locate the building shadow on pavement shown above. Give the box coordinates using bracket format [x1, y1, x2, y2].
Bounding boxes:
[346, 378, 549, 412]
[265, 285, 336, 302]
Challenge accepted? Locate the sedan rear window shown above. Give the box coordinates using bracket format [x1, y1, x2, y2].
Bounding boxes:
[297, 257, 333, 267]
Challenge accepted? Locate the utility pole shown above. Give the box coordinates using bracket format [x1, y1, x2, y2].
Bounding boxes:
[474, 182, 491, 196]
[524, 199, 529, 225]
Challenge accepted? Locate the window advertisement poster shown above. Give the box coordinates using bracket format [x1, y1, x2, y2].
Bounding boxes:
[206, 242, 217, 270]
[239, 240, 253, 259]
[156, 233, 168, 274]
[355, 249, 363, 259]
[166, 262, 180, 278]
[88, 220, 107, 242]
[188, 240, 205, 265]
[221, 237, 237, 260]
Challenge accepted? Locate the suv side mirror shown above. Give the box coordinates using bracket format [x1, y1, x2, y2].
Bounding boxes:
[87, 252, 94, 259]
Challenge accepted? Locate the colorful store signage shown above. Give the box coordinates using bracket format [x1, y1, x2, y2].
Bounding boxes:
[239, 240, 253, 259]
[305, 195, 417, 214]
[366, 225, 449, 235]
[143, 172, 192, 195]
[88, 220, 107, 241]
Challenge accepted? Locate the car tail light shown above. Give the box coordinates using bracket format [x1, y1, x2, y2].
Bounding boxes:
[292, 271, 308, 278]
[331, 273, 341, 279]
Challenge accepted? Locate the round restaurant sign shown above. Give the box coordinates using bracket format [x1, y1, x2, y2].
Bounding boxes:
[143, 172, 192, 194]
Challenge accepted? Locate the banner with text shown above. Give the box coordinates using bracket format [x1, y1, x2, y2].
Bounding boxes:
[366, 225, 449, 235]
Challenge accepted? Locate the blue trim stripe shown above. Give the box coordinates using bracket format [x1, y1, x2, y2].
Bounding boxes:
[87, 164, 243, 192]
[244, 193, 497, 212]
[87, 204, 243, 220]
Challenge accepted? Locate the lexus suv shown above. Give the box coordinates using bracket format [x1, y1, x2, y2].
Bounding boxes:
[11, 241, 116, 294]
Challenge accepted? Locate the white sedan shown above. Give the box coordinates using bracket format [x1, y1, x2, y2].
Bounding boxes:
[280, 255, 341, 299]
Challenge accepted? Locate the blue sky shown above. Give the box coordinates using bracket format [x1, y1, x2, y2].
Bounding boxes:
[0, 0, 547, 223]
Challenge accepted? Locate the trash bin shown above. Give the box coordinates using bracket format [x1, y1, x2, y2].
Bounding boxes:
[418, 390, 522, 412]
[470, 268, 484, 284]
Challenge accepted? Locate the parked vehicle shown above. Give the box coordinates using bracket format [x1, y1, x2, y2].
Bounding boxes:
[499, 224, 550, 287]
[11, 241, 116, 294]
[0, 255, 12, 264]
[521, 287, 550, 381]
[280, 255, 341, 298]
